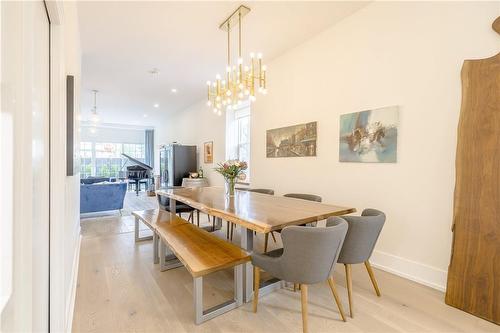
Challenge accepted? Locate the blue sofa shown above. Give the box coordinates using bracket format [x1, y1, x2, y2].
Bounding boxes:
[80, 182, 127, 214]
[80, 177, 111, 185]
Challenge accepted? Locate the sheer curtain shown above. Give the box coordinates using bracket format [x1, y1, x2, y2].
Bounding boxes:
[145, 129, 154, 168]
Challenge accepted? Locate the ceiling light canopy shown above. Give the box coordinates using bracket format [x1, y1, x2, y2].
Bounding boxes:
[206, 5, 267, 116]
[148, 68, 160, 75]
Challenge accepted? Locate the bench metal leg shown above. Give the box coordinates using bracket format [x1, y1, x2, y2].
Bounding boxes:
[159, 239, 183, 271]
[134, 216, 153, 242]
[193, 264, 243, 324]
[153, 233, 159, 264]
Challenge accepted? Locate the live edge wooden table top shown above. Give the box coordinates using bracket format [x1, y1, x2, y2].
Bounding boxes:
[156, 186, 356, 233]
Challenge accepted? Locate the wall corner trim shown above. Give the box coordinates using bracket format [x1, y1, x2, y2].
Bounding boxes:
[45, 0, 63, 25]
[65, 230, 82, 333]
[370, 250, 447, 292]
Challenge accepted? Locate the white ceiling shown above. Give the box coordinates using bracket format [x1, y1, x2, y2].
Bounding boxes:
[78, 1, 369, 126]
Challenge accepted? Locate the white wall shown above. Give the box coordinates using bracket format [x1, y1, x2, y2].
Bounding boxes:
[157, 102, 226, 186]
[162, 2, 499, 290]
[60, 2, 82, 331]
[81, 126, 145, 144]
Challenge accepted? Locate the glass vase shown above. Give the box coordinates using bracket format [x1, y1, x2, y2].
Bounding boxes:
[225, 178, 235, 197]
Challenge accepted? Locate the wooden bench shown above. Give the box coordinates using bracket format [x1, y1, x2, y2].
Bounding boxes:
[132, 209, 188, 265]
[132, 209, 250, 324]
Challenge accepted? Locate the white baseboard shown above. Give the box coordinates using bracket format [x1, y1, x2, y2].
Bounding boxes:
[65, 229, 82, 332]
[370, 250, 447, 292]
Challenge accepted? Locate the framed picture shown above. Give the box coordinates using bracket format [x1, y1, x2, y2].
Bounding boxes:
[339, 106, 399, 163]
[266, 122, 317, 158]
[66, 75, 79, 175]
[204, 141, 213, 163]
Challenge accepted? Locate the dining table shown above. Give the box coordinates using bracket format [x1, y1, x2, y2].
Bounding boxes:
[156, 186, 356, 303]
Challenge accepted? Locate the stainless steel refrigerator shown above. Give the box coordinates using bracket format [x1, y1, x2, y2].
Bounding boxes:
[159, 144, 197, 187]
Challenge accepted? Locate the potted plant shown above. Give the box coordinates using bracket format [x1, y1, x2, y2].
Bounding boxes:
[214, 160, 248, 196]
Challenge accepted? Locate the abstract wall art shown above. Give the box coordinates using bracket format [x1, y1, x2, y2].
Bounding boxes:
[266, 122, 317, 158]
[339, 106, 398, 163]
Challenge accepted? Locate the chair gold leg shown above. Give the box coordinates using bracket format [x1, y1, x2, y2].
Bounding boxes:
[271, 231, 277, 243]
[196, 210, 200, 227]
[226, 221, 230, 239]
[345, 264, 353, 318]
[230, 223, 235, 241]
[327, 277, 347, 322]
[300, 284, 309, 333]
[364, 261, 381, 296]
[253, 266, 260, 313]
[264, 233, 269, 253]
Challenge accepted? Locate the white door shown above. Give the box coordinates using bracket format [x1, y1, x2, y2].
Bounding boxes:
[0, 1, 50, 330]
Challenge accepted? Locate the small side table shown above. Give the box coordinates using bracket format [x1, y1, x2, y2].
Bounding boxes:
[181, 178, 209, 188]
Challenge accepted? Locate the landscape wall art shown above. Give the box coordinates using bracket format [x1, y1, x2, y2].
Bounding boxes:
[339, 106, 398, 163]
[266, 122, 317, 158]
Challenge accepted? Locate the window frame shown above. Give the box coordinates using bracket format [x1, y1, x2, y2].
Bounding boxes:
[226, 102, 251, 184]
[79, 141, 146, 178]
[79, 141, 94, 178]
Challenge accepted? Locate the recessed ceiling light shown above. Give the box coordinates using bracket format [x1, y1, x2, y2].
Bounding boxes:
[154, 103, 159, 108]
[171, 88, 177, 93]
[143, 114, 148, 118]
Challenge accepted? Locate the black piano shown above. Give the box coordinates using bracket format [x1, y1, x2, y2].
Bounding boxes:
[121, 153, 153, 196]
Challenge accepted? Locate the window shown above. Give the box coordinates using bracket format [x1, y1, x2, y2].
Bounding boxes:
[79, 142, 93, 178]
[226, 103, 251, 182]
[95, 143, 123, 177]
[123, 143, 145, 161]
[79, 142, 145, 178]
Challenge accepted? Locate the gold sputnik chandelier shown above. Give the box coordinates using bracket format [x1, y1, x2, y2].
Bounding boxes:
[206, 5, 267, 116]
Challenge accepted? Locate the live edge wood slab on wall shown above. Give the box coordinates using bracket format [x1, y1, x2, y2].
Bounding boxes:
[445, 17, 500, 325]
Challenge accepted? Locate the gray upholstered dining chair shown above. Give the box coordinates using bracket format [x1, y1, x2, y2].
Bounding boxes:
[326, 208, 386, 318]
[252, 218, 348, 333]
[283, 193, 322, 202]
[263, 193, 323, 253]
[247, 188, 275, 195]
[157, 194, 196, 224]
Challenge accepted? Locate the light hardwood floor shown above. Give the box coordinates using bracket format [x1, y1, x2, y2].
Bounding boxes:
[73, 193, 498, 332]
